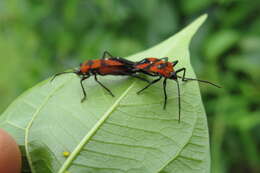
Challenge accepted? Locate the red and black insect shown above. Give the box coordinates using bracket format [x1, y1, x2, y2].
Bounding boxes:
[133, 57, 221, 122]
[51, 51, 148, 102]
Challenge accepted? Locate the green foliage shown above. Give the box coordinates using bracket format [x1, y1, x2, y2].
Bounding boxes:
[0, 0, 260, 173]
[0, 16, 209, 173]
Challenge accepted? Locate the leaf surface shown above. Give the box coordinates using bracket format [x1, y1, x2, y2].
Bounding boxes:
[0, 15, 210, 173]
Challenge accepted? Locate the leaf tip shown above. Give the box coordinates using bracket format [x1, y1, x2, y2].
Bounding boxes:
[183, 13, 208, 38]
[196, 13, 208, 26]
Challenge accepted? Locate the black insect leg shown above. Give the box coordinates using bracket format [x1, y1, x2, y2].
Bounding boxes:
[160, 57, 169, 62]
[94, 75, 115, 97]
[175, 68, 186, 81]
[80, 75, 90, 102]
[129, 74, 150, 83]
[161, 77, 181, 123]
[163, 78, 167, 109]
[137, 70, 158, 77]
[137, 77, 162, 95]
[112, 70, 150, 83]
[172, 60, 178, 66]
[102, 51, 114, 59]
[175, 79, 181, 123]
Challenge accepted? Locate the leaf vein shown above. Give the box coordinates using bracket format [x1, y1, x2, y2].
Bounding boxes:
[24, 79, 71, 173]
[82, 148, 141, 162]
[58, 82, 136, 173]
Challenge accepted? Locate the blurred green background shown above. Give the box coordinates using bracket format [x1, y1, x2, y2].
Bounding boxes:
[0, 0, 260, 172]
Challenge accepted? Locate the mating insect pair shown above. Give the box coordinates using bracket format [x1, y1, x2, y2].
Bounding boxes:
[52, 51, 220, 122]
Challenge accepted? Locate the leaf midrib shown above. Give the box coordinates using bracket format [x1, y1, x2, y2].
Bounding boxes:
[58, 81, 136, 173]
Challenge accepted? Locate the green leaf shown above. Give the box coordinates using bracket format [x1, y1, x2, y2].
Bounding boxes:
[0, 15, 210, 173]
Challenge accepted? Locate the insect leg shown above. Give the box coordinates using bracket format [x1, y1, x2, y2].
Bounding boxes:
[94, 74, 115, 97]
[137, 70, 158, 77]
[129, 74, 150, 83]
[137, 77, 162, 95]
[172, 60, 178, 66]
[163, 78, 168, 109]
[175, 68, 186, 81]
[114, 57, 135, 65]
[102, 51, 114, 59]
[175, 79, 181, 123]
[160, 57, 169, 62]
[110, 70, 150, 83]
[80, 75, 90, 102]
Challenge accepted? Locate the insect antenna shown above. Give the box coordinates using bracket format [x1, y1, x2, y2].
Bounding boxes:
[177, 76, 221, 88]
[51, 71, 78, 82]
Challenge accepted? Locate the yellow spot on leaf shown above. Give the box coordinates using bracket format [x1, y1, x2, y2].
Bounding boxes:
[63, 151, 70, 157]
